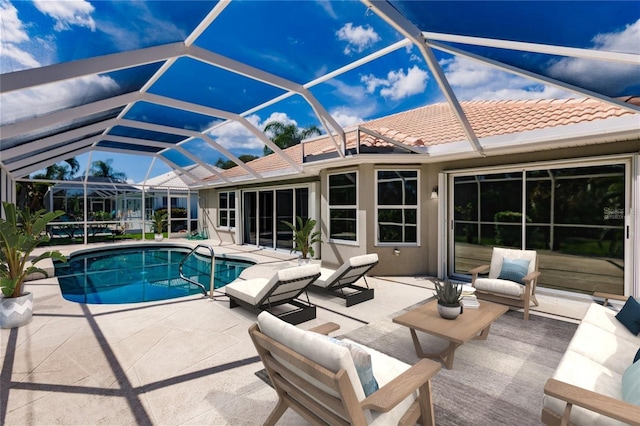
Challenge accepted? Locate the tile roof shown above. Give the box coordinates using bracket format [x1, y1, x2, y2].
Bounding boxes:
[203, 97, 636, 183]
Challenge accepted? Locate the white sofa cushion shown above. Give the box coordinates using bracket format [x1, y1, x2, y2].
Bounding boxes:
[581, 303, 640, 346]
[226, 264, 319, 305]
[545, 350, 625, 426]
[564, 321, 639, 376]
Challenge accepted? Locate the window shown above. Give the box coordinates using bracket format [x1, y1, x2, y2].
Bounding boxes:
[218, 191, 235, 227]
[328, 172, 357, 242]
[449, 162, 628, 296]
[376, 170, 418, 244]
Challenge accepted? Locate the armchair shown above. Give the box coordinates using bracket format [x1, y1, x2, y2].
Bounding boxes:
[250, 311, 441, 425]
[469, 247, 541, 320]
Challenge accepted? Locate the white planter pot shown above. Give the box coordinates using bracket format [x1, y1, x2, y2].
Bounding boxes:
[437, 302, 462, 320]
[298, 257, 311, 266]
[0, 292, 34, 329]
[154, 234, 164, 241]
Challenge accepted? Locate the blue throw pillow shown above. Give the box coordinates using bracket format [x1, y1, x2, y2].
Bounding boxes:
[314, 334, 379, 396]
[498, 257, 530, 284]
[622, 357, 640, 405]
[616, 297, 640, 336]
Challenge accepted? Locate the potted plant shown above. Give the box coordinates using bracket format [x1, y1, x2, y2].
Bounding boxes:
[0, 202, 66, 328]
[152, 210, 168, 241]
[282, 216, 322, 265]
[434, 279, 463, 320]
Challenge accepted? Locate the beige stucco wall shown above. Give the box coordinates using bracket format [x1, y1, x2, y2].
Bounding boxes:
[318, 163, 440, 277]
[199, 139, 639, 278]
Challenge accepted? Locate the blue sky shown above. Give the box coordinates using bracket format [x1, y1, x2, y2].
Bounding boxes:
[1, 1, 638, 183]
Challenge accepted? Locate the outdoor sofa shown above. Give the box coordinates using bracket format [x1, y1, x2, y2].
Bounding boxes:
[542, 293, 640, 425]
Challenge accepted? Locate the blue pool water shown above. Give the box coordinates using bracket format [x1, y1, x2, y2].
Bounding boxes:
[54, 246, 253, 304]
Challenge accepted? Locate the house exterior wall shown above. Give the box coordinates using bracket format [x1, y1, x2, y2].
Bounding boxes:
[200, 139, 639, 279]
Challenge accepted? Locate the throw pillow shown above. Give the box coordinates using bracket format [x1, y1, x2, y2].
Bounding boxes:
[314, 334, 379, 397]
[498, 257, 530, 284]
[622, 358, 640, 405]
[615, 297, 640, 336]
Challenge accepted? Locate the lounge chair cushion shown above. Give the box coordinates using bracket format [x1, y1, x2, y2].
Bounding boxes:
[225, 264, 319, 305]
[474, 278, 524, 297]
[315, 253, 378, 289]
[341, 338, 416, 426]
[257, 311, 367, 401]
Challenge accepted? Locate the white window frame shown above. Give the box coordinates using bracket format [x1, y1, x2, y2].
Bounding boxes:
[375, 169, 420, 246]
[217, 190, 236, 229]
[327, 170, 359, 245]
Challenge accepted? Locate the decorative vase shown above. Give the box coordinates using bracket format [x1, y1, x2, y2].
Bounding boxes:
[437, 301, 462, 320]
[154, 233, 164, 241]
[0, 292, 34, 329]
[298, 257, 311, 266]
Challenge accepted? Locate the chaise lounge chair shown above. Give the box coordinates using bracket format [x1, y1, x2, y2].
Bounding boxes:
[250, 311, 441, 425]
[225, 264, 320, 325]
[312, 254, 378, 307]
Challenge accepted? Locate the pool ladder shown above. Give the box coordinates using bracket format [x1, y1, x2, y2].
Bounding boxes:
[178, 244, 216, 299]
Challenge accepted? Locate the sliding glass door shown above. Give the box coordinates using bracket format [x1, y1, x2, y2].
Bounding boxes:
[243, 187, 309, 250]
[450, 161, 629, 295]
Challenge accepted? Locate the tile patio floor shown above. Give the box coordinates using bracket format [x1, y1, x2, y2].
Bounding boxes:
[1, 240, 593, 425]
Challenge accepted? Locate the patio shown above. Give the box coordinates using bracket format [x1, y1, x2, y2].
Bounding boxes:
[0, 240, 593, 425]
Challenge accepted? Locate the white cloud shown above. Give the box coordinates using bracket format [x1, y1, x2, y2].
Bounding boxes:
[1, 75, 119, 125]
[208, 112, 300, 152]
[330, 106, 366, 127]
[96, 2, 186, 50]
[1, 43, 41, 70]
[361, 65, 429, 101]
[0, 1, 42, 71]
[33, 0, 96, 31]
[547, 19, 640, 95]
[1, 1, 29, 43]
[336, 23, 380, 55]
[440, 56, 570, 101]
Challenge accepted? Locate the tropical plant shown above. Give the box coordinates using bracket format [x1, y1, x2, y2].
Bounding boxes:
[263, 121, 321, 155]
[0, 202, 66, 298]
[215, 155, 259, 169]
[151, 210, 168, 234]
[281, 216, 322, 259]
[434, 279, 462, 305]
[89, 159, 127, 182]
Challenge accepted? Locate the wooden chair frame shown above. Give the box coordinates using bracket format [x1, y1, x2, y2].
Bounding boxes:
[249, 321, 441, 425]
[542, 378, 640, 426]
[470, 253, 541, 320]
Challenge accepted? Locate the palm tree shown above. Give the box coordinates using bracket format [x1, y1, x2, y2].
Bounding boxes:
[263, 121, 321, 156]
[23, 158, 80, 210]
[215, 154, 259, 170]
[89, 159, 127, 182]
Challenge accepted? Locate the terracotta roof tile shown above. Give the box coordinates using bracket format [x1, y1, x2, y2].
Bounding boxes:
[205, 97, 634, 182]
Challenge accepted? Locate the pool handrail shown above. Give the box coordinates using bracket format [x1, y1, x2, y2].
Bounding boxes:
[178, 244, 215, 298]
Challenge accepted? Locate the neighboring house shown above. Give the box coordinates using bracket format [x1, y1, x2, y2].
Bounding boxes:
[199, 97, 640, 297]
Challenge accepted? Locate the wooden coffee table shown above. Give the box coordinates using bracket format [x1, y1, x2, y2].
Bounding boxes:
[393, 299, 508, 369]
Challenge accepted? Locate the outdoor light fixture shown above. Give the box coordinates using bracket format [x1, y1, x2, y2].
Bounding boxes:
[430, 186, 438, 199]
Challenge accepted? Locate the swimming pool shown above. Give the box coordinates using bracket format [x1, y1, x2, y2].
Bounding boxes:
[54, 246, 253, 304]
